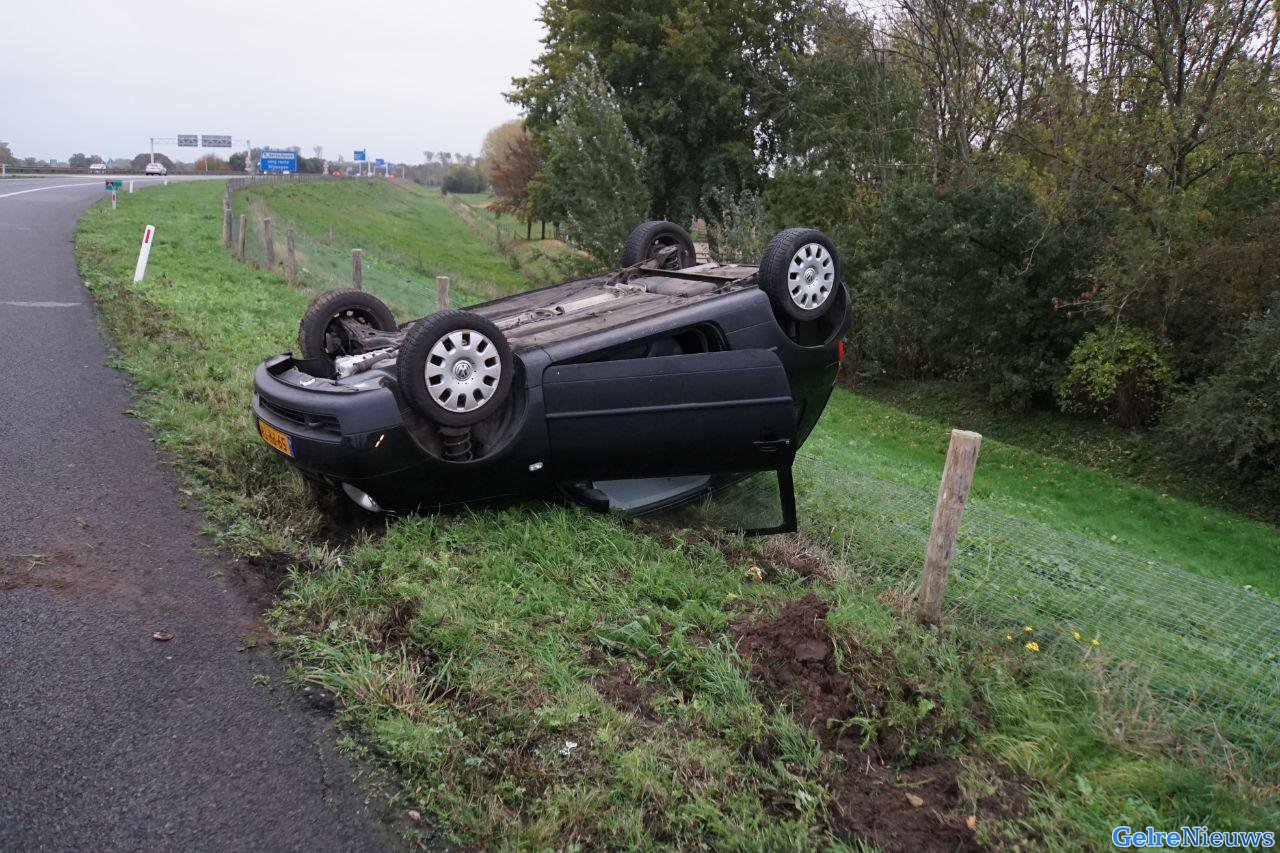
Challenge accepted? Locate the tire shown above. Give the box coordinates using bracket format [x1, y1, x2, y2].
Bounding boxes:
[396, 310, 514, 427]
[620, 221, 696, 270]
[758, 228, 840, 322]
[297, 289, 397, 360]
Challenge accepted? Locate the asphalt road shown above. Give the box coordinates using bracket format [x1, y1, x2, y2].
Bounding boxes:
[0, 177, 402, 851]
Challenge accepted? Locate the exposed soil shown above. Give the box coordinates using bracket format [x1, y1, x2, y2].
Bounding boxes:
[734, 594, 1025, 852]
[586, 648, 660, 724]
[633, 522, 829, 582]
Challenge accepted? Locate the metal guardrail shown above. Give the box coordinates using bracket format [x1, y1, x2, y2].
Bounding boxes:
[0, 166, 158, 177]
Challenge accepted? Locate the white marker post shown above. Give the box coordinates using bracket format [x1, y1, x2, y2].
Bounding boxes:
[110, 190, 117, 210]
[128, 180, 134, 194]
[133, 225, 155, 282]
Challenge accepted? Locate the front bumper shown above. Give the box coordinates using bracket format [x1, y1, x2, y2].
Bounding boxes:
[251, 354, 549, 511]
[252, 356, 418, 476]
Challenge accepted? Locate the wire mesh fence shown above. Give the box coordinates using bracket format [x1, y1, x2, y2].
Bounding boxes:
[795, 453, 1280, 778]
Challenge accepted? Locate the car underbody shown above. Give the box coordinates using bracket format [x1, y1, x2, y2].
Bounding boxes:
[252, 221, 851, 528]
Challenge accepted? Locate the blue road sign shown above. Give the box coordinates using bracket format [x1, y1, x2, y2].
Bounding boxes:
[375, 158, 385, 166]
[353, 149, 366, 161]
[259, 150, 298, 173]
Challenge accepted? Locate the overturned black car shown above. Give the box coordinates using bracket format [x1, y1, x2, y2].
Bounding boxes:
[251, 221, 851, 531]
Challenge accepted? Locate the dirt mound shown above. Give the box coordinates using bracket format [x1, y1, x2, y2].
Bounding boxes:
[735, 594, 1017, 852]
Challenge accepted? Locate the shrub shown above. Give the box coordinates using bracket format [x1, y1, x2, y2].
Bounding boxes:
[704, 188, 771, 264]
[1168, 300, 1280, 494]
[1056, 326, 1178, 427]
[442, 165, 486, 194]
[851, 177, 1104, 407]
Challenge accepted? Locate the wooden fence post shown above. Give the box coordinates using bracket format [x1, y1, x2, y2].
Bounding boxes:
[285, 228, 297, 284]
[263, 218, 274, 265]
[917, 429, 983, 626]
[352, 249, 363, 290]
[436, 276, 450, 312]
[221, 204, 232, 248]
[236, 214, 246, 259]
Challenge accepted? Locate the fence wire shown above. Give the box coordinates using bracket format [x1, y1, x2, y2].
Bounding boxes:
[795, 453, 1280, 777]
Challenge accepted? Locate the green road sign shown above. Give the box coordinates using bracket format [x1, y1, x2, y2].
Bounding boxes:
[104, 180, 122, 190]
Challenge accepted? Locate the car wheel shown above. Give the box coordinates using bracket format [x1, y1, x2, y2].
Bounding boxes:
[620, 221, 696, 270]
[397, 310, 514, 427]
[758, 228, 840, 322]
[297, 289, 398, 360]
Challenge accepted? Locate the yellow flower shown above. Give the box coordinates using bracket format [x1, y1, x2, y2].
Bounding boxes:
[1024, 626, 1034, 633]
[1004, 634, 1013, 641]
[1091, 638, 1100, 646]
[1071, 629, 1082, 641]
[1025, 641, 1040, 652]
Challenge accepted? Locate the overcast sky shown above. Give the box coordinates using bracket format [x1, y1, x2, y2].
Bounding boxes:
[1, 0, 546, 164]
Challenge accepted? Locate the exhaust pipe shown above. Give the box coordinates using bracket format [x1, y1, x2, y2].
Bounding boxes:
[342, 483, 382, 513]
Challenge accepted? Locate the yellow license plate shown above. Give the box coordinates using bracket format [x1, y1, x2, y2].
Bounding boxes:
[258, 419, 294, 457]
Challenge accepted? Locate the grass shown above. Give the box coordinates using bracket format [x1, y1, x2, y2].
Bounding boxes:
[442, 190, 593, 284]
[857, 379, 1280, 525]
[230, 180, 589, 315]
[805, 391, 1280, 596]
[233, 179, 529, 291]
[75, 179, 1279, 848]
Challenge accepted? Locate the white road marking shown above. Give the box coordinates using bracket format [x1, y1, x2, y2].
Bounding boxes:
[0, 178, 163, 200]
[0, 181, 105, 199]
[0, 300, 83, 308]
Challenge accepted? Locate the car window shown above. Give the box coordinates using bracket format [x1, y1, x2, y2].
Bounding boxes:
[596, 468, 795, 535]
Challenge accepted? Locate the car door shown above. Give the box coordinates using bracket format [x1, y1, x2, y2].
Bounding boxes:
[541, 348, 796, 481]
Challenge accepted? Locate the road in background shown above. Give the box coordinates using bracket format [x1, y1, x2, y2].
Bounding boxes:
[0, 178, 401, 850]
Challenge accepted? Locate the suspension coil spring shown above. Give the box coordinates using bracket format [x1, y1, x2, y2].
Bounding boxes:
[438, 426, 473, 462]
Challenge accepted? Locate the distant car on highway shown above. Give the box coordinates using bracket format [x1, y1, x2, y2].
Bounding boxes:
[144, 162, 168, 176]
[88, 163, 107, 173]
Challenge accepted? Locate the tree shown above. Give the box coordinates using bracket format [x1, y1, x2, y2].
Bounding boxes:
[0, 142, 13, 165]
[68, 153, 100, 168]
[481, 122, 523, 171]
[194, 154, 231, 172]
[760, 2, 921, 244]
[535, 64, 650, 264]
[511, 0, 813, 222]
[229, 152, 247, 172]
[130, 153, 175, 171]
[485, 121, 546, 233]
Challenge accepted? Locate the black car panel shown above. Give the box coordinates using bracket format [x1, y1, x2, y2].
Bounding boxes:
[542, 348, 796, 480]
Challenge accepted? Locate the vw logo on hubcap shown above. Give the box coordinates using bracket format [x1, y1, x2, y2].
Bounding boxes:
[453, 360, 473, 381]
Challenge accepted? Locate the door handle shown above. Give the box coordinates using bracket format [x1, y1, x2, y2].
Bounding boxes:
[753, 437, 791, 453]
